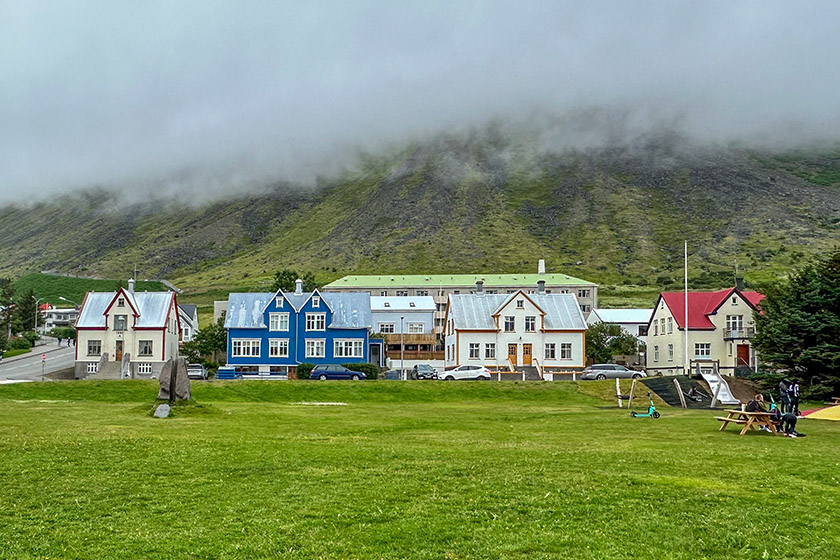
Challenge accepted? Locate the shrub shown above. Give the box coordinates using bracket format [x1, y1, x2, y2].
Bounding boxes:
[342, 362, 381, 380]
[7, 337, 32, 350]
[297, 363, 315, 380]
[21, 331, 40, 346]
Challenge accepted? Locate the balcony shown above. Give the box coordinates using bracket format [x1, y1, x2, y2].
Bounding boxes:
[723, 327, 755, 340]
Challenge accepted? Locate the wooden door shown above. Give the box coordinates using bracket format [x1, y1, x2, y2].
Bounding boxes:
[736, 344, 750, 367]
[507, 343, 517, 365]
[523, 344, 532, 366]
[115, 341, 123, 361]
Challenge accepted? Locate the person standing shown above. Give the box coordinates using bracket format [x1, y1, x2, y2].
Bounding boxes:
[779, 379, 790, 413]
[788, 381, 801, 417]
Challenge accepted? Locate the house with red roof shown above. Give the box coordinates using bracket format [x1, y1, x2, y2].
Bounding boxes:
[646, 287, 764, 376]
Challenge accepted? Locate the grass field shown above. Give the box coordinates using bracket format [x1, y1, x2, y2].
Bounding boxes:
[0, 380, 837, 559]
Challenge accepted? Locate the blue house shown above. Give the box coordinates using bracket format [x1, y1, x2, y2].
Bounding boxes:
[224, 280, 373, 377]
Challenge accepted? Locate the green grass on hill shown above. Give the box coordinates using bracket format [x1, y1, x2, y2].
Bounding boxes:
[11, 273, 166, 306]
[1, 380, 837, 559]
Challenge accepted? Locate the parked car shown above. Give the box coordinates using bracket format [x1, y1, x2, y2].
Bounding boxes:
[413, 364, 438, 380]
[186, 363, 208, 380]
[311, 364, 366, 380]
[581, 364, 646, 380]
[440, 365, 491, 381]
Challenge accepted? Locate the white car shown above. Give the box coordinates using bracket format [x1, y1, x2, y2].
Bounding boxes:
[440, 365, 491, 381]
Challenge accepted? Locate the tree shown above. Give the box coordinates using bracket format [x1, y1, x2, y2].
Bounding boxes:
[181, 314, 227, 364]
[585, 322, 640, 364]
[753, 248, 840, 397]
[15, 288, 37, 333]
[0, 278, 14, 348]
[271, 269, 318, 293]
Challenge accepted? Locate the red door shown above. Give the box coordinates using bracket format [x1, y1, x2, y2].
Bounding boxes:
[736, 344, 750, 367]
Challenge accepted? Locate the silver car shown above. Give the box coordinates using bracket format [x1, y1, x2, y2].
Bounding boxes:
[581, 364, 646, 380]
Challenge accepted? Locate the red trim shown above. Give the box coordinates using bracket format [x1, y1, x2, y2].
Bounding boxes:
[659, 287, 765, 330]
[103, 288, 140, 318]
[133, 327, 166, 331]
[75, 326, 108, 331]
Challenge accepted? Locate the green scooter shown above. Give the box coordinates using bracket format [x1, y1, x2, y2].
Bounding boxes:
[631, 392, 661, 419]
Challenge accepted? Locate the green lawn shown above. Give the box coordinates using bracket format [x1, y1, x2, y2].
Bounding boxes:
[0, 381, 837, 559]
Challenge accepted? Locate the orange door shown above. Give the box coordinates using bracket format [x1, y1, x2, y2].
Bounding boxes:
[523, 344, 532, 366]
[508, 343, 517, 365]
[115, 341, 123, 361]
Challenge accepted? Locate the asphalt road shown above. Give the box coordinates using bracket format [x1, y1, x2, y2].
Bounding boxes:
[0, 344, 76, 381]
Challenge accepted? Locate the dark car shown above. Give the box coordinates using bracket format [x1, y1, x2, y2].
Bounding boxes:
[413, 364, 438, 380]
[581, 364, 646, 380]
[311, 364, 366, 380]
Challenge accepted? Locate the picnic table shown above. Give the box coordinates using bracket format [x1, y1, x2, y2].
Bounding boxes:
[715, 409, 780, 436]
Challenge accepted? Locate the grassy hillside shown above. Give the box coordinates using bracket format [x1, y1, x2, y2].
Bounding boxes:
[1, 129, 839, 305]
[11, 273, 165, 307]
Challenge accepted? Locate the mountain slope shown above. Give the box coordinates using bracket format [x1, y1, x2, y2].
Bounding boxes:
[1, 131, 838, 299]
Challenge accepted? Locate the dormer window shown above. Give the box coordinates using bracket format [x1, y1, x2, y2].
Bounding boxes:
[117, 298, 125, 307]
[517, 300, 524, 308]
[409, 302, 416, 307]
[275, 297, 284, 308]
[384, 302, 390, 307]
[312, 296, 320, 308]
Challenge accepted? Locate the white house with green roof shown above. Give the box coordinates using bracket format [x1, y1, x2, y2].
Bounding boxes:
[322, 260, 598, 335]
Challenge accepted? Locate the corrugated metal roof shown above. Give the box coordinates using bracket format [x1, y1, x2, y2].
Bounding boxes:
[225, 292, 372, 330]
[76, 291, 174, 328]
[370, 296, 436, 312]
[661, 288, 764, 329]
[590, 308, 653, 324]
[324, 272, 596, 288]
[449, 292, 586, 330]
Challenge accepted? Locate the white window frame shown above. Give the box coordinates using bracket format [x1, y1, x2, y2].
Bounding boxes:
[138, 340, 153, 357]
[87, 340, 102, 357]
[269, 313, 290, 332]
[305, 339, 326, 358]
[726, 315, 743, 331]
[334, 339, 364, 358]
[86, 362, 99, 374]
[695, 343, 711, 359]
[485, 343, 496, 360]
[516, 299, 524, 308]
[469, 343, 480, 359]
[306, 313, 326, 332]
[667, 317, 673, 334]
[525, 316, 536, 332]
[545, 343, 556, 360]
[504, 316, 515, 332]
[312, 296, 320, 308]
[379, 323, 395, 334]
[668, 344, 674, 361]
[114, 314, 128, 332]
[232, 339, 261, 357]
[560, 343, 572, 360]
[269, 339, 289, 358]
[137, 363, 152, 375]
[408, 322, 424, 334]
[275, 297, 284, 308]
[654, 345, 660, 361]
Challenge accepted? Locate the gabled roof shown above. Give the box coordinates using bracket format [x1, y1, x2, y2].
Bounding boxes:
[589, 308, 653, 325]
[659, 288, 764, 330]
[225, 292, 372, 330]
[449, 293, 586, 330]
[371, 296, 436, 312]
[178, 304, 197, 320]
[76, 291, 175, 329]
[262, 288, 335, 314]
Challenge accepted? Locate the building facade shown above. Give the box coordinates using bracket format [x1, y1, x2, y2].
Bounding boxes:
[370, 295, 440, 366]
[444, 281, 587, 374]
[74, 281, 180, 379]
[224, 281, 372, 376]
[646, 287, 764, 376]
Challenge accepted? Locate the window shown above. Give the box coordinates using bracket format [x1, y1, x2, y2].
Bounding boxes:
[654, 345, 660, 361]
[504, 316, 515, 332]
[305, 339, 325, 358]
[525, 316, 536, 332]
[384, 302, 391, 307]
[731, 297, 738, 305]
[416, 290, 428, 296]
[453, 290, 460, 294]
[668, 344, 674, 361]
[117, 298, 125, 307]
[269, 339, 289, 358]
[87, 340, 101, 356]
[312, 296, 320, 308]
[306, 313, 326, 331]
[409, 302, 416, 307]
[728, 343, 733, 356]
[435, 318, 444, 327]
[560, 343, 572, 359]
[334, 339, 364, 358]
[275, 297, 284, 308]
[578, 289, 590, 298]
[396, 290, 408, 296]
[114, 315, 127, 331]
[695, 343, 711, 358]
[137, 363, 152, 375]
[726, 315, 743, 331]
[545, 343, 556, 360]
[436, 303, 447, 312]
[653, 321, 658, 336]
[469, 343, 480, 359]
[138, 340, 153, 356]
[379, 323, 395, 333]
[380, 291, 388, 296]
[408, 322, 424, 333]
[516, 299, 524, 308]
[485, 343, 496, 359]
[269, 313, 290, 331]
[580, 304, 591, 313]
[638, 325, 648, 336]
[232, 339, 261, 357]
[660, 318, 665, 333]
[86, 362, 99, 374]
[667, 317, 673, 334]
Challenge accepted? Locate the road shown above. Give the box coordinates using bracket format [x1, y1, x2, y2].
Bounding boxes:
[0, 344, 76, 382]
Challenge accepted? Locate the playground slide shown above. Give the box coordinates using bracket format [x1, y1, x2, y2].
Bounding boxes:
[699, 371, 739, 405]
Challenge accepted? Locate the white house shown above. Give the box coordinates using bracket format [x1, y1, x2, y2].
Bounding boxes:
[74, 279, 180, 379]
[178, 304, 199, 342]
[444, 280, 587, 375]
[586, 308, 652, 344]
[370, 296, 438, 368]
[41, 307, 79, 333]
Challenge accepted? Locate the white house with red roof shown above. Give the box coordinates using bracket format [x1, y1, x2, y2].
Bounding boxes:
[74, 279, 180, 379]
[646, 287, 764, 376]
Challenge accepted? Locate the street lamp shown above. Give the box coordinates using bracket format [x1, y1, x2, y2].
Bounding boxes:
[59, 296, 79, 308]
[34, 297, 46, 333]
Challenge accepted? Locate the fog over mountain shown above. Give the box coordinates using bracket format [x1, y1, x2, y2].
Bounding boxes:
[2, 1, 840, 202]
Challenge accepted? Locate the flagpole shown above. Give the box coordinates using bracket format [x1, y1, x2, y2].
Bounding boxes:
[684, 240, 689, 377]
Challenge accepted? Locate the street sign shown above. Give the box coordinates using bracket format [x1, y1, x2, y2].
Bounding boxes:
[41, 353, 46, 362]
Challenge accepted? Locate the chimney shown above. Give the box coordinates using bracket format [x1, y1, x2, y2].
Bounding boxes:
[538, 259, 545, 274]
[735, 276, 745, 291]
[475, 279, 484, 295]
[295, 278, 303, 295]
[537, 280, 546, 294]
[128, 278, 135, 294]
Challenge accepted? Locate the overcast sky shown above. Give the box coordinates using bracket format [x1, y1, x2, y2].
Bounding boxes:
[2, 0, 840, 201]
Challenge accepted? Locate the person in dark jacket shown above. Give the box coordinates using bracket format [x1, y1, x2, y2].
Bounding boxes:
[779, 379, 790, 413]
[787, 381, 801, 416]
